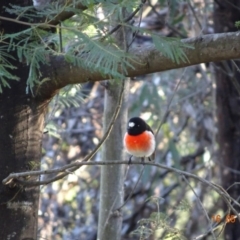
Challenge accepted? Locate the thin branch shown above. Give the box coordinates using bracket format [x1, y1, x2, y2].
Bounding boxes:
[231, 60, 240, 72]
[220, 61, 240, 97]
[186, 0, 202, 32]
[3, 80, 125, 186]
[115, 165, 145, 211]
[155, 68, 186, 136]
[47, 2, 87, 26]
[0, 15, 73, 30]
[182, 175, 217, 240]
[127, 0, 144, 48]
[3, 159, 240, 221]
[102, 0, 146, 40]
[222, 0, 240, 11]
[147, 0, 187, 38]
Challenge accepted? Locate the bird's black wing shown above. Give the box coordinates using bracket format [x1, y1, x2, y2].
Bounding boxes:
[146, 123, 154, 134]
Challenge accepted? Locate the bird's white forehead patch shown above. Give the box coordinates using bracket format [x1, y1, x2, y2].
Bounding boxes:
[129, 122, 135, 128]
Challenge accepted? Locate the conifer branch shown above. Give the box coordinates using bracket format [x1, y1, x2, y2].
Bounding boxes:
[38, 31, 240, 96]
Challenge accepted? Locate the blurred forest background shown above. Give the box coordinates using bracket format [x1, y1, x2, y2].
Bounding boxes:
[37, 0, 236, 239]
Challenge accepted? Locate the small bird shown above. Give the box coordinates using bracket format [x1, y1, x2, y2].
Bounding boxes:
[124, 117, 156, 162]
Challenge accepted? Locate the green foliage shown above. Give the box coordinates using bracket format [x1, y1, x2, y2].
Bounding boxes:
[64, 33, 135, 79]
[235, 21, 240, 29]
[152, 35, 191, 64]
[0, 46, 19, 93]
[131, 197, 190, 240]
[174, 200, 190, 212]
[3, 28, 54, 93]
[52, 84, 85, 109]
[0, 0, 192, 94]
[44, 84, 85, 137]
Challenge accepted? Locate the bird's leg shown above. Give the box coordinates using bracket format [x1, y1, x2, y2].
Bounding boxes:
[148, 157, 151, 161]
[128, 155, 133, 165]
[141, 157, 145, 165]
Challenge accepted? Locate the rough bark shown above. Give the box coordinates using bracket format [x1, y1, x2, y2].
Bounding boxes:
[0, 1, 50, 239]
[214, 1, 240, 239]
[0, 90, 48, 240]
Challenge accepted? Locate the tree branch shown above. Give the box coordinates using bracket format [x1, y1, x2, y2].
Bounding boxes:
[39, 31, 240, 96]
[3, 159, 240, 223]
[47, 2, 87, 26]
[33, 0, 87, 25]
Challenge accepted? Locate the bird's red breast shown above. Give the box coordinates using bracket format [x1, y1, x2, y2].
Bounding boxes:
[124, 131, 155, 158]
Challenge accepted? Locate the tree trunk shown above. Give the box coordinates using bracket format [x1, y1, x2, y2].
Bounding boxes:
[97, 80, 129, 240]
[0, 94, 48, 239]
[214, 1, 240, 239]
[97, 5, 132, 239]
[0, 1, 50, 239]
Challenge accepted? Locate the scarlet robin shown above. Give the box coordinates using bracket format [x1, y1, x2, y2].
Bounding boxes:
[124, 117, 156, 162]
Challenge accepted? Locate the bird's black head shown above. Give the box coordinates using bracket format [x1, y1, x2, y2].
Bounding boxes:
[127, 117, 150, 136]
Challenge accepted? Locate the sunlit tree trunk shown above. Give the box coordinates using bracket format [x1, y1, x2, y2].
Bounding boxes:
[214, 1, 240, 239]
[97, 5, 132, 238]
[97, 80, 129, 240]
